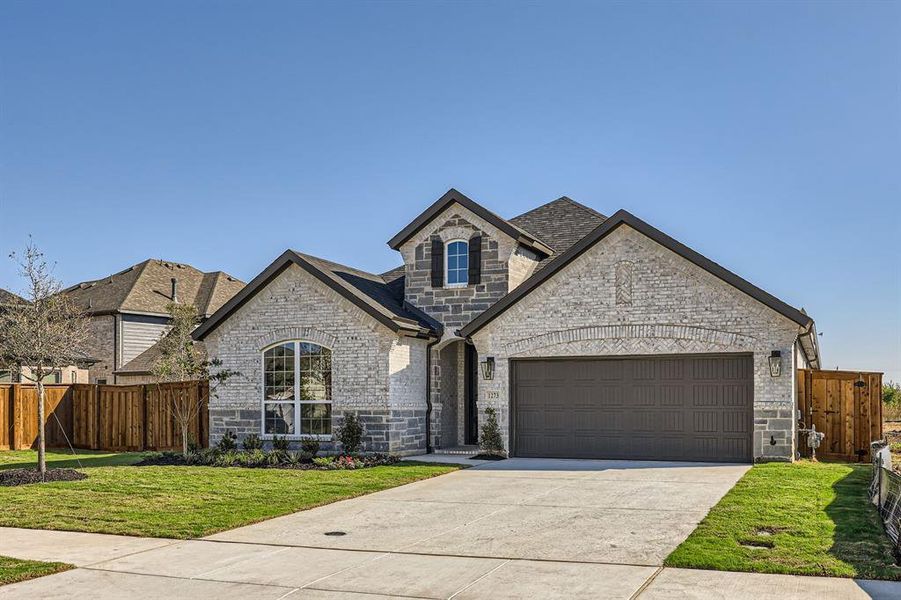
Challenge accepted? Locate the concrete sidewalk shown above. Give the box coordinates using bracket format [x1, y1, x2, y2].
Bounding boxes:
[2, 458, 901, 598]
[1, 529, 898, 599]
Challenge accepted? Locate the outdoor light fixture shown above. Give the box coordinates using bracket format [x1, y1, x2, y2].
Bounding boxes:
[480, 356, 495, 380]
[768, 350, 782, 377]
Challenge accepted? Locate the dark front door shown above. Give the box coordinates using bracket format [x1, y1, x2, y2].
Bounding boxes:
[511, 354, 753, 462]
[464, 344, 479, 445]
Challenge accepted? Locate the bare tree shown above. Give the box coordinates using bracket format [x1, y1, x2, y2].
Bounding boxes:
[0, 241, 90, 475]
[151, 302, 237, 455]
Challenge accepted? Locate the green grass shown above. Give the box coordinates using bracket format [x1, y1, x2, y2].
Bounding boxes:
[0, 555, 71, 586]
[0, 450, 458, 539]
[665, 461, 901, 580]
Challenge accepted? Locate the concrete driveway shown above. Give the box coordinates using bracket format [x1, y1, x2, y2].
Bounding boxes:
[3, 458, 900, 598]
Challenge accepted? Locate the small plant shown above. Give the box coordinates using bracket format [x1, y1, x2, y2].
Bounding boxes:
[242, 433, 263, 451]
[240, 449, 267, 467]
[313, 456, 335, 468]
[301, 436, 321, 457]
[186, 435, 200, 454]
[215, 450, 241, 467]
[479, 407, 506, 456]
[335, 455, 362, 470]
[271, 435, 291, 453]
[216, 430, 238, 452]
[337, 412, 364, 454]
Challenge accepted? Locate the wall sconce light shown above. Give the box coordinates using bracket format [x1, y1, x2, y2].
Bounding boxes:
[480, 356, 495, 380]
[768, 350, 782, 377]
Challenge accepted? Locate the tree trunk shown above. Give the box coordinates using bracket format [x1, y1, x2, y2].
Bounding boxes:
[182, 426, 189, 457]
[37, 380, 46, 475]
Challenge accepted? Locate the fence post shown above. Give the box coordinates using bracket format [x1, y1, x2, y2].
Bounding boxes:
[142, 384, 149, 452]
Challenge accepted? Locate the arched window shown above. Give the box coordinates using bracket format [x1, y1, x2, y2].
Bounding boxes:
[263, 341, 332, 436]
[445, 239, 468, 286]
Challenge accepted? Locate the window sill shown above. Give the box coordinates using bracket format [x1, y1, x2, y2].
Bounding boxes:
[261, 434, 333, 441]
[444, 282, 468, 289]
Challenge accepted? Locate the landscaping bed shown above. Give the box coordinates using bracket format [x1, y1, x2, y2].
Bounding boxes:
[0, 467, 86, 487]
[665, 461, 901, 580]
[138, 449, 399, 470]
[0, 449, 459, 538]
[0, 555, 71, 587]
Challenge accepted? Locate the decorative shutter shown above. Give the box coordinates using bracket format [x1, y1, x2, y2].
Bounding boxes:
[430, 238, 444, 287]
[468, 235, 482, 285]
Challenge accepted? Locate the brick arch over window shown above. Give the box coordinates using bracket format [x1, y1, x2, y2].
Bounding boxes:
[503, 324, 758, 357]
[255, 327, 339, 352]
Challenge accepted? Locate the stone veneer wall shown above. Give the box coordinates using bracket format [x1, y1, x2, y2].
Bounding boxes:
[472, 225, 802, 462]
[204, 264, 427, 455]
[399, 205, 523, 332]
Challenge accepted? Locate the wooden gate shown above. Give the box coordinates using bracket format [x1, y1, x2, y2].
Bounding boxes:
[797, 369, 883, 461]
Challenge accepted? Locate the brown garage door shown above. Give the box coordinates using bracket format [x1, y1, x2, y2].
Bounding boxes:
[512, 355, 753, 462]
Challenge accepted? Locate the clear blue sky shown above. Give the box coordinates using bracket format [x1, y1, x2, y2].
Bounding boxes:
[1, 1, 899, 379]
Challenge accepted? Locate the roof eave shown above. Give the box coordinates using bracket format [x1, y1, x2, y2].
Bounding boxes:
[461, 210, 814, 338]
[193, 251, 439, 342]
[388, 188, 552, 256]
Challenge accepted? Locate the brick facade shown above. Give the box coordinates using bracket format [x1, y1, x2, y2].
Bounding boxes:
[85, 315, 116, 383]
[205, 199, 808, 463]
[471, 225, 802, 462]
[204, 264, 428, 455]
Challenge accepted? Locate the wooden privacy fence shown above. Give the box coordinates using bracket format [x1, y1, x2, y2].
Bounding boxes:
[797, 369, 883, 462]
[0, 382, 208, 452]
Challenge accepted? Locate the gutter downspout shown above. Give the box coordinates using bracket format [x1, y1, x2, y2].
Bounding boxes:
[425, 338, 438, 454]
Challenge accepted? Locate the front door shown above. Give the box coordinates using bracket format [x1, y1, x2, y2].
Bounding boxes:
[464, 344, 479, 444]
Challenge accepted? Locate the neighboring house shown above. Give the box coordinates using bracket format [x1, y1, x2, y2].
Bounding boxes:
[0, 288, 91, 383]
[193, 189, 820, 462]
[63, 260, 244, 384]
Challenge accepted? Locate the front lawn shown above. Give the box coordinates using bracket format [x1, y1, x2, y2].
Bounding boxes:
[665, 461, 901, 580]
[0, 450, 458, 539]
[0, 555, 71, 586]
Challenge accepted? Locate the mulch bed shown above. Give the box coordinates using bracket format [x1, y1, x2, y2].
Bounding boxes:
[0, 468, 87, 487]
[471, 453, 507, 461]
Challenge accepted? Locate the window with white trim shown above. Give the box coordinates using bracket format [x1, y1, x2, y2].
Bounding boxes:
[445, 240, 468, 286]
[262, 341, 332, 436]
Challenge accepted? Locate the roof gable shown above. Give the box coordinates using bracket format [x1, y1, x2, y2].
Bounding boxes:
[192, 251, 439, 341]
[388, 188, 553, 255]
[461, 209, 814, 338]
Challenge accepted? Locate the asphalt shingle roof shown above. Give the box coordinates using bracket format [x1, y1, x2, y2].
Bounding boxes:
[509, 197, 607, 269]
[295, 253, 440, 333]
[63, 260, 245, 317]
[0, 288, 26, 306]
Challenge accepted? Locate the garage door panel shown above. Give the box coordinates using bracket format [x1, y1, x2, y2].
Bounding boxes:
[513, 355, 752, 463]
[595, 386, 624, 406]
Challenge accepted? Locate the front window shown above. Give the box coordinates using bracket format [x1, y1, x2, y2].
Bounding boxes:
[263, 341, 332, 436]
[446, 240, 468, 286]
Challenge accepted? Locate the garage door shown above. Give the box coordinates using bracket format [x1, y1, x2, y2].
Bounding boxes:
[512, 355, 753, 462]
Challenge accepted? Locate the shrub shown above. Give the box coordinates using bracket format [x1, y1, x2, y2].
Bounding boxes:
[337, 413, 364, 454]
[215, 450, 241, 467]
[242, 433, 263, 451]
[285, 452, 304, 466]
[301, 436, 321, 457]
[313, 456, 335, 468]
[479, 407, 506, 455]
[271, 435, 291, 453]
[216, 430, 238, 452]
[186, 435, 200, 454]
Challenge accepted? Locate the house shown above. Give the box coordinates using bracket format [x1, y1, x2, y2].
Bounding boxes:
[64, 260, 244, 384]
[193, 189, 820, 462]
[0, 288, 91, 383]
